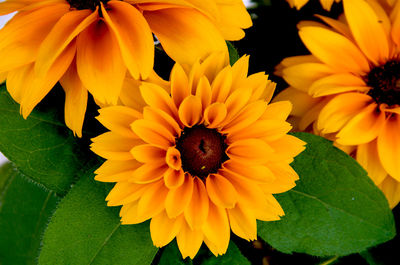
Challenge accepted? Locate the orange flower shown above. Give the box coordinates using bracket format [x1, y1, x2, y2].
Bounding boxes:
[91, 53, 305, 258]
[275, 0, 400, 207]
[0, 0, 252, 136]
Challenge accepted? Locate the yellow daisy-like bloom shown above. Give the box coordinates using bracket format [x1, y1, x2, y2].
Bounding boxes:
[286, 0, 341, 11]
[0, 0, 252, 137]
[91, 53, 305, 258]
[275, 0, 400, 208]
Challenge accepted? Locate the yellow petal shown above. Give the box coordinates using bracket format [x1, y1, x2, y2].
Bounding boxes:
[143, 106, 181, 137]
[178, 95, 202, 127]
[210, 66, 232, 103]
[131, 162, 169, 184]
[102, 1, 154, 79]
[130, 144, 166, 163]
[206, 174, 237, 208]
[222, 160, 276, 183]
[261, 162, 299, 194]
[176, 221, 203, 259]
[95, 159, 141, 183]
[97, 106, 142, 138]
[184, 177, 209, 229]
[165, 174, 194, 218]
[165, 147, 182, 170]
[144, 7, 227, 66]
[299, 26, 370, 74]
[202, 202, 230, 256]
[378, 177, 400, 209]
[261, 100, 293, 121]
[343, 0, 389, 65]
[195, 76, 212, 112]
[377, 116, 400, 181]
[21, 40, 76, 118]
[203, 102, 227, 128]
[164, 168, 185, 189]
[0, 3, 69, 72]
[137, 179, 168, 218]
[357, 140, 387, 186]
[309, 74, 368, 97]
[336, 103, 385, 145]
[60, 60, 87, 137]
[76, 19, 126, 105]
[91, 132, 140, 160]
[318, 92, 371, 134]
[171, 62, 190, 108]
[227, 203, 257, 241]
[106, 181, 145, 206]
[226, 139, 274, 164]
[6, 64, 34, 104]
[222, 87, 252, 125]
[130, 119, 175, 149]
[228, 119, 292, 142]
[35, 9, 97, 77]
[150, 211, 184, 247]
[140, 82, 178, 119]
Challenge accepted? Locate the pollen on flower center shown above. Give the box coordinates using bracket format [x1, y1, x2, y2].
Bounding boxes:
[366, 60, 400, 106]
[176, 125, 228, 178]
[67, 0, 109, 10]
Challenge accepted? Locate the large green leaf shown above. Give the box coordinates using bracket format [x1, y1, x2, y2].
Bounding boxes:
[258, 132, 396, 256]
[0, 86, 93, 194]
[38, 167, 158, 265]
[0, 163, 59, 265]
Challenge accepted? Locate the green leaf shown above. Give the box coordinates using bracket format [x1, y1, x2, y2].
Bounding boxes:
[0, 163, 59, 265]
[227, 41, 240, 66]
[0, 87, 93, 195]
[38, 167, 158, 265]
[158, 240, 250, 265]
[258, 132, 396, 256]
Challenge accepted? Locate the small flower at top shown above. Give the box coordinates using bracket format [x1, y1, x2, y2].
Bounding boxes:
[275, 0, 400, 208]
[90, 52, 306, 259]
[0, 0, 252, 137]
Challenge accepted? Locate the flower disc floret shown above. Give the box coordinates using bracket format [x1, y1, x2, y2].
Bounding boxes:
[91, 53, 305, 258]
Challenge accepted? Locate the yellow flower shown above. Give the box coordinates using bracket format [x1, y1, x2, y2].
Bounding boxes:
[91, 53, 305, 259]
[0, 0, 252, 137]
[275, 0, 400, 208]
[286, 0, 341, 11]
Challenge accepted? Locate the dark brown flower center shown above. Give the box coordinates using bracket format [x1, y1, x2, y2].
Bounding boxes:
[67, 0, 109, 10]
[176, 125, 228, 178]
[366, 60, 400, 106]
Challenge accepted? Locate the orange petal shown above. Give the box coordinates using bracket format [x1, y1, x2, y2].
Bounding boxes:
[95, 159, 141, 183]
[137, 180, 169, 218]
[357, 140, 387, 186]
[21, 40, 76, 118]
[206, 174, 237, 208]
[210, 66, 232, 103]
[143, 7, 227, 66]
[176, 221, 204, 259]
[165, 147, 182, 170]
[131, 162, 169, 184]
[106, 181, 145, 206]
[261, 100, 293, 121]
[260, 162, 299, 194]
[203, 102, 227, 128]
[171, 62, 190, 108]
[96, 106, 142, 138]
[130, 144, 166, 163]
[164, 168, 186, 189]
[150, 211, 184, 247]
[140, 82, 178, 119]
[143, 106, 181, 137]
[308, 74, 368, 97]
[226, 139, 275, 164]
[336, 103, 385, 145]
[35, 9, 97, 78]
[299, 25, 370, 74]
[76, 19, 126, 105]
[6, 63, 34, 104]
[165, 174, 194, 218]
[228, 119, 292, 142]
[60, 59, 87, 137]
[318, 92, 372, 134]
[102, 1, 154, 79]
[178, 95, 202, 127]
[184, 177, 209, 229]
[130, 119, 175, 149]
[378, 177, 400, 209]
[343, 0, 389, 65]
[377, 116, 400, 181]
[227, 203, 257, 241]
[202, 201, 230, 256]
[222, 160, 276, 183]
[0, 3, 69, 72]
[195, 76, 212, 112]
[91, 132, 140, 160]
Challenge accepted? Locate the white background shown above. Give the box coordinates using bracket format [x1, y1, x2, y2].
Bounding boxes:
[0, 0, 253, 165]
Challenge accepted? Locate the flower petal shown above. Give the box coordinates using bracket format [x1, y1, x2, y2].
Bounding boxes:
[227, 203, 257, 241]
[150, 211, 184, 247]
[97, 106, 142, 138]
[226, 139, 275, 164]
[184, 177, 209, 229]
[171, 62, 190, 108]
[130, 119, 175, 149]
[165, 174, 193, 218]
[357, 140, 387, 186]
[130, 144, 166, 163]
[102, 1, 154, 79]
[91, 132, 140, 160]
[203, 102, 227, 128]
[164, 168, 185, 189]
[95, 159, 141, 182]
[206, 174, 237, 208]
[178, 95, 202, 127]
[176, 221, 203, 259]
[131, 162, 169, 184]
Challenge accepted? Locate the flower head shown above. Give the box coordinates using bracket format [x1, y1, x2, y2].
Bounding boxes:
[91, 53, 305, 258]
[0, 0, 252, 136]
[275, 0, 400, 207]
